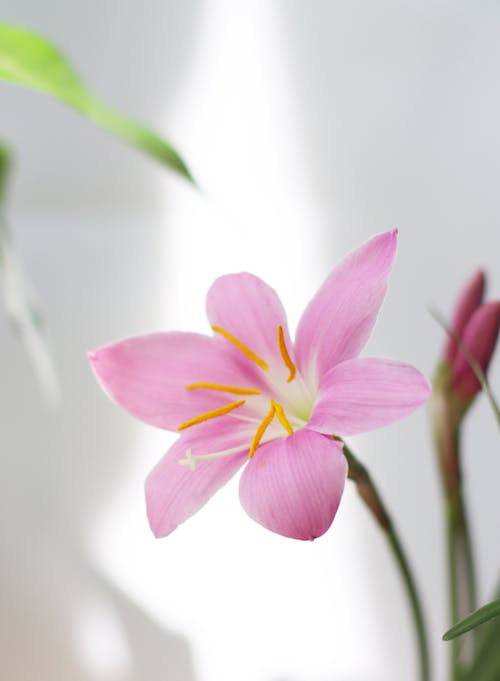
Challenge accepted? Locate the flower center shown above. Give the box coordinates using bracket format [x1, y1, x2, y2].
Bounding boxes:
[247, 399, 294, 458]
[177, 325, 309, 468]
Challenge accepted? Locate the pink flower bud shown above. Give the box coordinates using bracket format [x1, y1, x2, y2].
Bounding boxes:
[451, 300, 500, 402]
[444, 269, 485, 364]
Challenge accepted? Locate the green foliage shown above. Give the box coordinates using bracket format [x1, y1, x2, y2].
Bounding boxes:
[0, 23, 194, 181]
[464, 596, 500, 681]
[444, 599, 500, 641]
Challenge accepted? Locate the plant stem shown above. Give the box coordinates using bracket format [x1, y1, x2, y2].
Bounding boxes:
[343, 444, 431, 681]
[432, 392, 477, 680]
[446, 484, 477, 679]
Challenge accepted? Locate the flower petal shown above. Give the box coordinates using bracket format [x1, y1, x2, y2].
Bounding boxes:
[308, 357, 431, 436]
[146, 416, 252, 537]
[295, 230, 398, 380]
[206, 273, 295, 380]
[239, 429, 346, 540]
[89, 332, 257, 431]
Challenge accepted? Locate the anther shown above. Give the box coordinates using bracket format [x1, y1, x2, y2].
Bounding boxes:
[212, 325, 269, 371]
[248, 403, 276, 459]
[185, 382, 262, 395]
[177, 400, 246, 431]
[271, 400, 294, 435]
[277, 325, 296, 382]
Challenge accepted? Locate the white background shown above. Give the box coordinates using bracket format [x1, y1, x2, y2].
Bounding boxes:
[1, 1, 500, 680]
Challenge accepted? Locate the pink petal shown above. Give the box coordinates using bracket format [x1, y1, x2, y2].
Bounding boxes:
[89, 332, 257, 431]
[451, 301, 500, 401]
[444, 269, 485, 364]
[308, 357, 431, 436]
[295, 230, 398, 380]
[239, 429, 346, 540]
[146, 416, 252, 537]
[206, 273, 295, 381]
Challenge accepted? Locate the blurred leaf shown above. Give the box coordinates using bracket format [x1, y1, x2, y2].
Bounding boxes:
[463, 586, 500, 681]
[0, 143, 59, 405]
[0, 23, 194, 182]
[444, 599, 500, 640]
[454, 598, 500, 681]
[0, 140, 9, 201]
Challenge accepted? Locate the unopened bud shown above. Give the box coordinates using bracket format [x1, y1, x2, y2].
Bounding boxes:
[444, 269, 485, 365]
[451, 301, 500, 403]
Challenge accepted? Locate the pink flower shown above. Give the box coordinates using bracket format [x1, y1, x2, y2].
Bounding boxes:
[442, 270, 500, 404]
[89, 231, 430, 541]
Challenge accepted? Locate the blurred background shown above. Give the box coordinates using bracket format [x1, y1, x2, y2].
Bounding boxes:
[1, 1, 500, 680]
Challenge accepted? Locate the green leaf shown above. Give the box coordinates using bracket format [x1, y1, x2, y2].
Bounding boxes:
[463, 584, 500, 681]
[0, 23, 194, 182]
[465, 617, 500, 681]
[444, 599, 500, 640]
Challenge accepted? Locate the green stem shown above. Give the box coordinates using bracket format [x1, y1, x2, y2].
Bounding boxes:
[447, 485, 477, 679]
[432, 392, 477, 680]
[343, 444, 431, 681]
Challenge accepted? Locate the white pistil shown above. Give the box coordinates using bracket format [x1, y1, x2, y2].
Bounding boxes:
[179, 443, 250, 470]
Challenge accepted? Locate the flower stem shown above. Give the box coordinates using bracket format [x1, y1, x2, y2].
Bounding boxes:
[446, 487, 477, 680]
[343, 444, 431, 681]
[432, 394, 477, 680]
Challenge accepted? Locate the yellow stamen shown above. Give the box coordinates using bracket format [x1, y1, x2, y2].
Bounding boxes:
[277, 324, 296, 382]
[212, 325, 269, 371]
[185, 382, 262, 396]
[248, 403, 276, 459]
[271, 400, 294, 435]
[177, 400, 246, 431]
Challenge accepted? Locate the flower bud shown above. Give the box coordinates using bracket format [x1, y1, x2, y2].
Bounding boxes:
[451, 300, 500, 403]
[443, 269, 485, 365]
[435, 270, 500, 414]
[432, 273, 499, 498]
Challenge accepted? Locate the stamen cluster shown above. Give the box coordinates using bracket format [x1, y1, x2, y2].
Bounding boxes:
[177, 324, 299, 467]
